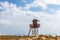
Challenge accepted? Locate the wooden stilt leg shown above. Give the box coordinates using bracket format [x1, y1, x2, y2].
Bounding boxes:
[32, 28, 34, 36]
[31, 28, 35, 36]
[28, 28, 31, 36]
[36, 28, 38, 35]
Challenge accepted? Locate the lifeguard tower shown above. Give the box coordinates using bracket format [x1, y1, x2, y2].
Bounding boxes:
[28, 19, 40, 36]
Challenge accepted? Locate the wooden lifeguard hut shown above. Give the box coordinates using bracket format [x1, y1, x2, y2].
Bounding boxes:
[28, 19, 40, 36]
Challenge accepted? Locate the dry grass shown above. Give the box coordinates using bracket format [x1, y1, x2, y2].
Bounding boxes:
[0, 35, 60, 40]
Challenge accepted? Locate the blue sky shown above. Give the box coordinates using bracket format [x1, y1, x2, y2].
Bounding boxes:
[0, 0, 34, 7]
[0, 0, 60, 36]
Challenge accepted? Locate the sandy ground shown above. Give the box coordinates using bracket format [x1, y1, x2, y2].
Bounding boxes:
[0, 35, 60, 40]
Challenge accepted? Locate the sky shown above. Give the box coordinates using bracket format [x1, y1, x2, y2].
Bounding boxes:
[0, 0, 60, 36]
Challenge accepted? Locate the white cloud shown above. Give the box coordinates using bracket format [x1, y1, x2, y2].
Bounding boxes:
[44, 0, 60, 5]
[0, 1, 41, 19]
[24, 0, 60, 11]
[0, 19, 11, 25]
[24, 0, 47, 10]
[0, 1, 60, 35]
